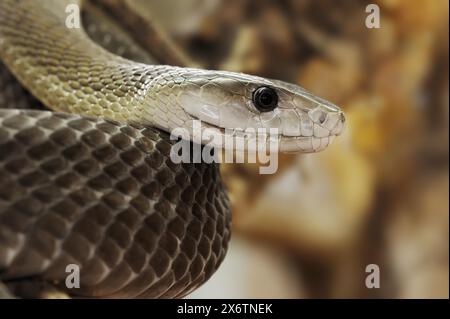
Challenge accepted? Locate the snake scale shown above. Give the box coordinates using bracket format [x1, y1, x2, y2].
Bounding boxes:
[0, 0, 345, 298]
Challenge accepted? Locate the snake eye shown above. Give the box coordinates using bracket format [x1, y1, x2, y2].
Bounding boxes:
[252, 86, 278, 112]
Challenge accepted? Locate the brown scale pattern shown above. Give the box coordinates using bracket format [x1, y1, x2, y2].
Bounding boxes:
[0, 109, 231, 298]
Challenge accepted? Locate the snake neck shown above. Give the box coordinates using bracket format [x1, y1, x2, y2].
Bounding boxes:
[0, 0, 177, 128]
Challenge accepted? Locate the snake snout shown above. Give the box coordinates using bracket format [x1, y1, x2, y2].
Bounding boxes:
[306, 104, 345, 138]
[330, 111, 346, 136]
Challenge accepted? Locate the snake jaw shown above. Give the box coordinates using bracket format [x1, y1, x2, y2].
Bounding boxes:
[169, 116, 344, 154]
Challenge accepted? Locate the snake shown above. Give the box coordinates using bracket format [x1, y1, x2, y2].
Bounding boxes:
[0, 0, 345, 298]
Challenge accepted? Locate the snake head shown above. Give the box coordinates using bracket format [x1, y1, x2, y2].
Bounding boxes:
[150, 68, 345, 153]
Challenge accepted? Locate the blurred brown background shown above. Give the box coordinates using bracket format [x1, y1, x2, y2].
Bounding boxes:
[97, 0, 449, 298]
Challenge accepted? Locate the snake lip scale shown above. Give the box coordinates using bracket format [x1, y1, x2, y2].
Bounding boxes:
[0, 0, 345, 298]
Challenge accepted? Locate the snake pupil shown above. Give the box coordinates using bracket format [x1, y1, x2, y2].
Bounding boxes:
[253, 86, 278, 112]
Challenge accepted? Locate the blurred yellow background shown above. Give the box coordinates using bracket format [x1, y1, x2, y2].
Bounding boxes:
[99, 0, 449, 298]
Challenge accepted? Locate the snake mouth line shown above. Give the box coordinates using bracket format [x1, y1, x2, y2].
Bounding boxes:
[178, 118, 339, 152]
[186, 114, 341, 139]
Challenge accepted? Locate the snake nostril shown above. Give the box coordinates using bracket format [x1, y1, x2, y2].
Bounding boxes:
[340, 112, 346, 123]
[319, 112, 327, 124]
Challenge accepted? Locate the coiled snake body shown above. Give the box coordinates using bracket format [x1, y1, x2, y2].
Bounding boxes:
[0, 0, 345, 298]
